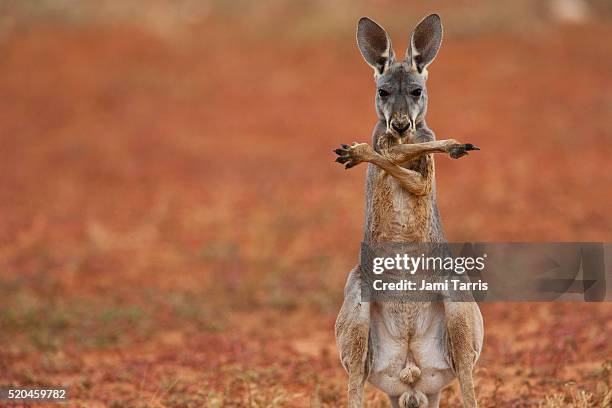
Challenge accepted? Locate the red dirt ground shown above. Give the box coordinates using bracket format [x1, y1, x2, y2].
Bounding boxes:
[0, 16, 611, 408]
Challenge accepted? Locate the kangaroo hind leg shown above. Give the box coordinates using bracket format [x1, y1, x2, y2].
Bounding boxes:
[443, 302, 484, 408]
[335, 267, 372, 408]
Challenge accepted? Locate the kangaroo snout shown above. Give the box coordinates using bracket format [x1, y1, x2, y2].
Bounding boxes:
[391, 117, 412, 134]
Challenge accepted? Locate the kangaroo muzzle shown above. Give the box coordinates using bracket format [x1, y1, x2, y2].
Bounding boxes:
[390, 115, 413, 134]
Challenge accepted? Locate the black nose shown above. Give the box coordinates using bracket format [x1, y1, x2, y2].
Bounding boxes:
[392, 121, 410, 133]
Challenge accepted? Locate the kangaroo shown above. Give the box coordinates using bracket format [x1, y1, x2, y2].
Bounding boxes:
[334, 15, 484, 408]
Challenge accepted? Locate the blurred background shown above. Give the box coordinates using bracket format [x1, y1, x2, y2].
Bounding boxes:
[0, 1, 611, 406]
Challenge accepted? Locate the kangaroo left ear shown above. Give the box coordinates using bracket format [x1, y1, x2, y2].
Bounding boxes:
[406, 14, 443, 74]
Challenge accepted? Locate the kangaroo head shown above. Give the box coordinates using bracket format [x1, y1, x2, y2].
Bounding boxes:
[357, 14, 443, 138]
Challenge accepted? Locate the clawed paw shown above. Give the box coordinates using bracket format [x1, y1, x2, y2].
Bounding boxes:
[448, 143, 480, 159]
[333, 142, 373, 169]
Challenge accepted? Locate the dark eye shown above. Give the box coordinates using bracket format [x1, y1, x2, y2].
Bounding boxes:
[410, 88, 422, 97]
[378, 89, 390, 97]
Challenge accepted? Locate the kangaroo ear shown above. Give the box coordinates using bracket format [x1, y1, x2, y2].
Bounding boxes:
[406, 14, 443, 74]
[357, 17, 395, 75]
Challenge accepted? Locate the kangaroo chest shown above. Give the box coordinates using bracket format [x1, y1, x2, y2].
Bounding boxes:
[368, 162, 436, 242]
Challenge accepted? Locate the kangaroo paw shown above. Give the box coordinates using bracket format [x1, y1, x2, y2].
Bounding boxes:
[399, 364, 421, 384]
[334, 142, 374, 169]
[448, 143, 480, 159]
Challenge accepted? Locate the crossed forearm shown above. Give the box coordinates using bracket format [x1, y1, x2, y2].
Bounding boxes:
[334, 139, 478, 196]
[367, 153, 430, 195]
[381, 139, 460, 165]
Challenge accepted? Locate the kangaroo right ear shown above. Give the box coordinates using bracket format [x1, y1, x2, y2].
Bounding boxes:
[357, 17, 395, 75]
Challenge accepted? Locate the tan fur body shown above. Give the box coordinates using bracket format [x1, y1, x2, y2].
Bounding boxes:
[366, 124, 439, 244]
[336, 125, 484, 408]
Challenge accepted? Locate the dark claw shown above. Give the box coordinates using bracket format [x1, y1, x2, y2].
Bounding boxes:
[449, 148, 466, 159]
[336, 156, 350, 164]
[342, 144, 350, 149]
[449, 143, 481, 159]
[345, 162, 356, 169]
[334, 148, 346, 155]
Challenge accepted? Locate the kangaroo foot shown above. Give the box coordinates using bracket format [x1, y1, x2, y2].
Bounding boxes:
[399, 364, 421, 384]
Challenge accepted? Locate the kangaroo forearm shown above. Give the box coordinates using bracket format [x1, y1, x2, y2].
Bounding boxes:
[369, 155, 430, 196]
[383, 140, 456, 165]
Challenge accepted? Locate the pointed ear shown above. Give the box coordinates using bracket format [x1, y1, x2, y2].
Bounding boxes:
[406, 14, 443, 74]
[357, 17, 395, 75]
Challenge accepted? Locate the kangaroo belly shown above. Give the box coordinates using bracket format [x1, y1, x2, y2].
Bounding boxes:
[368, 302, 455, 396]
[389, 176, 427, 230]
